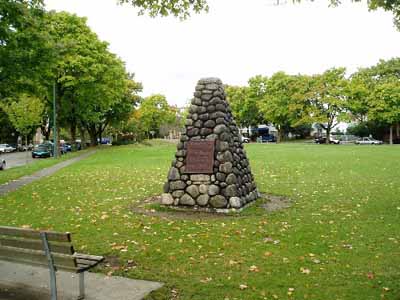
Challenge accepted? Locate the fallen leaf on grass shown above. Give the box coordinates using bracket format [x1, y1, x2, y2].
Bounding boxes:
[300, 267, 311, 274]
[249, 265, 259, 272]
[239, 284, 248, 290]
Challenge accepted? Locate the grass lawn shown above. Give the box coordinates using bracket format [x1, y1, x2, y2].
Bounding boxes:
[0, 141, 399, 300]
[0, 149, 92, 185]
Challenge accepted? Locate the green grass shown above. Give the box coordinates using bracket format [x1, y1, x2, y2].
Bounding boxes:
[1, 141, 399, 300]
[0, 149, 91, 185]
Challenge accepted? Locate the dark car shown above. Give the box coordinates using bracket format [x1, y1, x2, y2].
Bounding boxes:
[314, 136, 340, 144]
[32, 144, 52, 158]
[64, 143, 72, 152]
[260, 135, 276, 143]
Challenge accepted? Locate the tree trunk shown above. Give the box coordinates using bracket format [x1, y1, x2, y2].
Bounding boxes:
[79, 127, 86, 149]
[389, 125, 393, 145]
[70, 123, 77, 150]
[326, 128, 331, 144]
[276, 126, 283, 143]
[396, 123, 400, 138]
[87, 125, 98, 146]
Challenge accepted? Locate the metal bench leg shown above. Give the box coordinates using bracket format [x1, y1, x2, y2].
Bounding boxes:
[78, 272, 85, 300]
[40, 232, 57, 300]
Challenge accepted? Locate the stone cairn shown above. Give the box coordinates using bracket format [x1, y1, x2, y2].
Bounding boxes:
[162, 78, 258, 210]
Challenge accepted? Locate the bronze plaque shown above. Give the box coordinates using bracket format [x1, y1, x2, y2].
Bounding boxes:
[185, 140, 215, 174]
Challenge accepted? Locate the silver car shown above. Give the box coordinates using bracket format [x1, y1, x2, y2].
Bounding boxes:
[0, 144, 16, 153]
[355, 137, 383, 145]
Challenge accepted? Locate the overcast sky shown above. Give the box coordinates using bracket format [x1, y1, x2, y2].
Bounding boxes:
[44, 0, 400, 107]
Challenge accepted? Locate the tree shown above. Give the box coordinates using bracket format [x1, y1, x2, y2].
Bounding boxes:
[2, 94, 44, 145]
[225, 85, 252, 129]
[328, 0, 400, 30]
[257, 72, 297, 143]
[0, 0, 54, 102]
[138, 94, 176, 138]
[118, 0, 208, 19]
[350, 58, 400, 144]
[295, 68, 349, 143]
[44, 12, 138, 146]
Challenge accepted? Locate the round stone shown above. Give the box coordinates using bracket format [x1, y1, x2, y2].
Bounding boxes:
[208, 185, 220, 196]
[206, 134, 218, 140]
[194, 120, 203, 128]
[209, 195, 227, 208]
[180, 194, 195, 206]
[200, 128, 213, 136]
[226, 173, 237, 185]
[216, 141, 229, 152]
[189, 105, 199, 114]
[197, 194, 209, 206]
[161, 193, 174, 205]
[186, 185, 200, 198]
[205, 83, 219, 90]
[217, 151, 233, 163]
[216, 117, 225, 125]
[172, 190, 185, 198]
[229, 197, 241, 208]
[216, 104, 226, 112]
[192, 97, 202, 105]
[168, 167, 180, 181]
[176, 150, 186, 158]
[170, 180, 186, 191]
[214, 124, 228, 134]
[187, 128, 199, 137]
[199, 184, 208, 194]
[216, 172, 226, 182]
[199, 113, 209, 121]
[195, 84, 205, 91]
[220, 132, 230, 142]
[224, 184, 238, 197]
[219, 162, 233, 174]
[185, 119, 193, 126]
[201, 94, 213, 101]
[163, 182, 169, 193]
[204, 120, 216, 128]
[207, 105, 216, 112]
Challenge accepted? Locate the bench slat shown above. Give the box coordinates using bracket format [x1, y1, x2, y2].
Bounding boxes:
[0, 246, 77, 269]
[74, 253, 104, 262]
[0, 226, 71, 242]
[0, 237, 74, 255]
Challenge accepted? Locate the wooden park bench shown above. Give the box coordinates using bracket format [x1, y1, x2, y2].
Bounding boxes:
[0, 226, 104, 300]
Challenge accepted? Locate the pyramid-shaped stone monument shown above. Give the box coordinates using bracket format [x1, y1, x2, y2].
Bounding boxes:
[162, 78, 258, 210]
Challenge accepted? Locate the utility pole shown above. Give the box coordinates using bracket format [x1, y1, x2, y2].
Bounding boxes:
[53, 82, 58, 158]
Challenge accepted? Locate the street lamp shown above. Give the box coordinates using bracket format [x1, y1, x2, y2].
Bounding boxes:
[53, 82, 58, 158]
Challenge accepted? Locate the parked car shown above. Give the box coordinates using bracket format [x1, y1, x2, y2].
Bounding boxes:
[355, 137, 383, 145]
[64, 143, 72, 152]
[0, 144, 16, 153]
[0, 155, 5, 170]
[258, 135, 276, 143]
[314, 136, 340, 144]
[32, 144, 52, 158]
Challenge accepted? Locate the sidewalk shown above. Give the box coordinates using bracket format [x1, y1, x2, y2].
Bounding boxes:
[0, 151, 96, 197]
[0, 261, 163, 300]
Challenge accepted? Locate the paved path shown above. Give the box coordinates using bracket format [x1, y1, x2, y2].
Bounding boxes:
[0, 261, 163, 300]
[0, 151, 35, 169]
[0, 151, 96, 197]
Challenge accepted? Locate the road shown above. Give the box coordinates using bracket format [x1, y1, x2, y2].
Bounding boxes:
[0, 151, 35, 169]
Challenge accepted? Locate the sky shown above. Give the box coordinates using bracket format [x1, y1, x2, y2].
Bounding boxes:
[44, 0, 400, 107]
